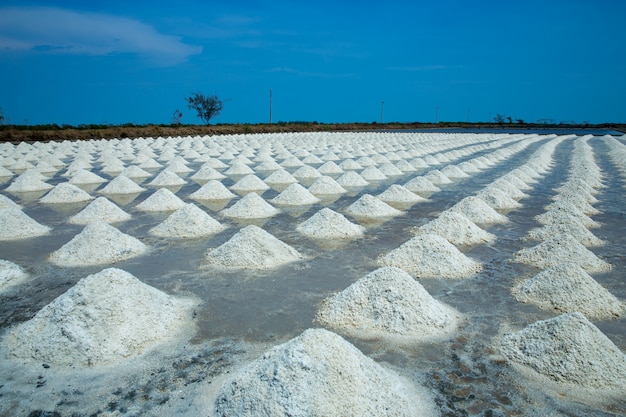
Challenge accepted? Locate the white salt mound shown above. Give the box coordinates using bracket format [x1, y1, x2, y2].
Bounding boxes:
[68, 169, 107, 185]
[336, 171, 369, 188]
[345, 194, 403, 219]
[270, 183, 321, 206]
[377, 184, 425, 205]
[263, 169, 298, 186]
[40, 182, 94, 204]
[221, 193, 280, 219]
[515, 233, 611, 272]
[378, 233, 481, 279]
[69, 197, 132, 225]
[308, 176, 347, 195]
[0, 208, 50, 241]
[148, 169, 186, 187]
[316, 266, 461, 340]
[231, 174, 270, 194]
[297, 207, 364, 240]
[415, 210, 496, 246]
[477, 188, 522, 210]
[535, 203, 600, 229]
[190, 180, 236, 200]
[0, 259, 29, 291]
[449, 196, 509, 225]
[49, 221, 148, 267]
[203, 225, 301, 269]
[150, 203, 225, 238]
[213, 328, 437, 417]
[525, 217, 604, 247]
[500, 312, 626, 390]
[0, 194, 21, 209]
[134, 188, 186, 212]
[6, 170, 53, 192]
[403, 176, 441, 194]
[4, 268, 194, 367]
[99, 175, 146, 195]
[512, 263, 625, 320]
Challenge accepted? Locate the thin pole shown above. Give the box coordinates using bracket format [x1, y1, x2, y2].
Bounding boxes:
[269, 88, 273, 124]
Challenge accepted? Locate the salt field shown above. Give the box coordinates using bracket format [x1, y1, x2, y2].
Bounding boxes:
[0, 131, 625, 416]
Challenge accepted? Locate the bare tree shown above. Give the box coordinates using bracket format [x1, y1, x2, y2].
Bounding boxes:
[171, 109, 183, 125]
[494, 114, 505, 124]
[185, 92, 223, 125]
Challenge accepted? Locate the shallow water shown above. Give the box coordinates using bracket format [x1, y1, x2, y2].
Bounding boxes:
[0, 133, 625, 416]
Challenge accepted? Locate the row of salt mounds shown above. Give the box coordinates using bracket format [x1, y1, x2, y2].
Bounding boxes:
[149, 203, 226, 238]
[378, 233, 481, 279]
[297, 208, 364, 241]
[449, 196, 508, 225]
[134, 188, 186, 212]
[39, 182, 94, 204]
[49, 221, 148, 267]
[68, 197, 132, 225]
[500, 312, 626, 395]
[213, 328, 437, 417]
[202, 225, 301, 269]
[3, 268, 195, 367]
[512, 263, 625, 320]
[316, 267, 461, 341]
[0, 259, 29, 292]
[221, 192, 280, 219]
[413, 210, 496, 246]
[0, 208, 51, 240]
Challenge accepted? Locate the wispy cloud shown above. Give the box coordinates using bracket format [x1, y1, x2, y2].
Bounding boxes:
[0, 6, 202, 65]
[387, 65, 448, 71]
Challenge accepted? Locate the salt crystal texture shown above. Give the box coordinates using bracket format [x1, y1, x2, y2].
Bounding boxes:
[345, 194, 403, 219]
[4, 268, 194, 366]
[0, 208, 50, 240]
[297, 208, 364, 241]
[213, 328, 437, 417]
[99, 175, 146, 195]
[134, 188, 186, 212]
[40, 182, 94, 204]
[449, 196, 509, 225]
[270, 183, 321, 206]
[147, 170, 186, 187]
[190, 180, 236, 201]
[221, 193, 280, 219]
[150, 203, 225, 238]
[415, 211, 496, 246]
[69, 197, 132, 225]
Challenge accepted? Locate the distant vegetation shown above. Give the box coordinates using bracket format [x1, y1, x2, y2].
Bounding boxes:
[185, 92, 223, 125]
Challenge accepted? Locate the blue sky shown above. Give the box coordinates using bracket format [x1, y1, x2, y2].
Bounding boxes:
[0, 0, 625, 125]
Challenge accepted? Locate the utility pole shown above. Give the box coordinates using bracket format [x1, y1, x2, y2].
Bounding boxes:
[380, 100, 384, 124]
[269, 88, 273, 124]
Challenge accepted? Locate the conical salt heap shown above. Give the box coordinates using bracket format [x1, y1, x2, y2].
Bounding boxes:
[5, 169, 53, 192]
[292, 165, 322, 181]
[378, 233, 481, 279]
[134, 188, 186, 212]
[512, 263, 625, 319]
[477, 187, 522, 210]
[147, 169, 187, 187]
[515, 233, 611, 273]
[525, 216, 604, 247]
[263, 169, 298, 187]
[190, 179, 236, 201]
[4, 268, 194, 367]
[213, 328, 437, 417]
[0, 208, 50, 241]
[120, 165, 151, 180]
[40, 182, 94, 204]
[423, 169, 452, 185]
[190, 165, 226, 183]
[316, 267, 461, 340]
[270, 183, 321, 206]
[308, 176, 347, 195]
[403, 176, 441, 195]
[500, 312, 626, 391]
[69, 197, 131, 225]
[415, 210, 496, 246]
[149, 203, 225, 238]
[336, 171, 369, 188]
[68, 169, 107, 185]
[535, 202, 600, 229]
[49, 221, 148, 267]
[360, 166, 387, 181]
[203, 225, 301, 269]
[345, 194, 403, 219]
[221, 192, 280, 219]
[0, 194, 21, 209]
[99, 175, 146, 195]
[377, 184, 425, 206]
[231, 174, 270, 195]
[449, 196, 509, 225]
[0, 259, 29, 292]
[297, 207, 364, 241]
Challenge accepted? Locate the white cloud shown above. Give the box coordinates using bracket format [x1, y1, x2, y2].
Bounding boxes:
[0, 6, 202, 65]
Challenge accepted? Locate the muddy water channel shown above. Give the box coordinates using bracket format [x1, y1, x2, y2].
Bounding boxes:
[0, 132, 624, 416]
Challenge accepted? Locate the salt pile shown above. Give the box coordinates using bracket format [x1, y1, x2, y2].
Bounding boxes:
[99, 175, 146, 195]
[449, 196, 509, 225]
[360, 166, 387, 181]
[317, 160, 344, 176]
[525, 217, 604, 247]
[415, 211, 496, 246]
[0, 194, 21, 209]
[440, 164, 470, 179]
[263, 169, 298, 186]
[134, 188, 186, 212]
[224, 162, 254, 177]
[377, 184, 425, 206]
[149, 203, 225, 238]
[203, 225, 301, 269]
[5, 169, 53, 192]
[221, 192, 280, 219]
[308, 176, 347, 195]
[500, 312, 626, 391]
[336, 171, 369, 188]
[297, 207, 365, 240]
[0, 259, 29, 292]
[403, 176, 441, 194]
[515, 233, 611, 272]
[535, 202, 600, 229]
[190, 180, 236, 200]
[190, 166, 226, 183]
[213, 328, 437, 417]
[4, 268, 194, 367]
[345, 194, 403, 219]
[147, 169, 187, 187]
[68, 169, 107, 185]
[0, 208, 51, 240]
[40, 182, 94, 204]
[477, 187, 522, 210]
[120, 165, 151, 180]
[230, 174, 270, 195]
[378, 233, 481, 279]
[270, 183, 321, 206]
[316, 267, 460, 340]
[423, 169, 452, 185]
[68, 197, 132, 225]
[49, 221, 148, 267]
[512, 263, 625, 319]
